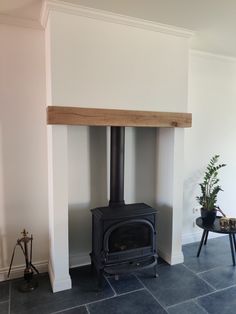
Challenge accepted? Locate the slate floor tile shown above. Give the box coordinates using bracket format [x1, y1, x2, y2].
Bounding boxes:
[0, 301, 9, 314]
[7, 236, 236, 314]
[198, 265, 236, 289]
[183, 236, 233, 273]
[56, 305, 88, 313]
[137, 264, 213, 307]
[108, 274, 143, 294]
[88, 289, 167, 314]
[167, 301, 207, 314]
[0, 281, 9, 302]
[10, 267, 114, 314]
[197, 286, 236, 314]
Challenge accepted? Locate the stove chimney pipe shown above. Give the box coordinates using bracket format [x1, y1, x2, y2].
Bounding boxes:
[109, 126, 125, 207]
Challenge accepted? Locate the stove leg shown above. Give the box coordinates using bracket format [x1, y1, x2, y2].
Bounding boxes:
[89, 254, 95, 274]
[154, 264, 158, 278]
[98, 270, 104, 290]
[153, 257, 158, 278]
[90, 261, 95, 274]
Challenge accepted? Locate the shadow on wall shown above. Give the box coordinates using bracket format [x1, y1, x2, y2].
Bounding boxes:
[69, 203, 93, 267]
[183, 168, 204, 214]
[156, 204, 173, 259]
[89, 127, 108, 207]
[135, 127, 157, 207]
[68, 126, 107, 266]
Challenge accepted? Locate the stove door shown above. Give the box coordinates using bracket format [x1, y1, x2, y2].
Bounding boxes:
[103, 219, 156, 263]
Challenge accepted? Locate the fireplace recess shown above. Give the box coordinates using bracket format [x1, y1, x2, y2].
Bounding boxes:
[90, 126, 158, 287]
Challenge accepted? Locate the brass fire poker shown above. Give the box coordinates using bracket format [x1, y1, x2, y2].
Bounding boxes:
[8, 229, 39, 292]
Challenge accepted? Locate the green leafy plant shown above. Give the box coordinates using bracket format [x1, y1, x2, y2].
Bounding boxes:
[196, 155, 226, 211]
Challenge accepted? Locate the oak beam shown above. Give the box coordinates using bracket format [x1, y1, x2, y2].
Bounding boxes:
[47, 106, 192, 128]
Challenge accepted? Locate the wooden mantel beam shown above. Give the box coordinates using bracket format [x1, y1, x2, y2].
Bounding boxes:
[47, 106, 192, 128]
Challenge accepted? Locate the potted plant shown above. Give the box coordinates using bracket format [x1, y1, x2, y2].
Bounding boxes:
[196, 155, 226, 225]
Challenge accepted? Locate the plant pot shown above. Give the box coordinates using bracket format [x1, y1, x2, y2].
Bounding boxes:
[201, 208, 217, 226]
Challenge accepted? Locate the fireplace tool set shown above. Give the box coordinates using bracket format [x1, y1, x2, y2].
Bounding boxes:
[8, 229, 39, 292]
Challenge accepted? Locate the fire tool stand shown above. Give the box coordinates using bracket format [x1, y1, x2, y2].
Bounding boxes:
[8, 229, 39, 292]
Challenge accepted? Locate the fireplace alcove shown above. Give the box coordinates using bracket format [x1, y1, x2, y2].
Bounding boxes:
[47, 106, 192, 292]
[90, 126, 158, 287]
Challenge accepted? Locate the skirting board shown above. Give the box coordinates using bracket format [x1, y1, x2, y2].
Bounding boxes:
[182, 230, 225, 245]
[0, 260, 48, 282]
[0, 253, 91, 283]
[69, 252, 91, 268]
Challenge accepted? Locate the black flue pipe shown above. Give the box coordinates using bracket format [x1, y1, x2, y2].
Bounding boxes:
[109, 126, 125, 207]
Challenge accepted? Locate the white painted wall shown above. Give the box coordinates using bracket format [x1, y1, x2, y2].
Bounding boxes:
[183, 51, 236, 244]
[49, 10, 189, 112]
[0, 25, 48, 279]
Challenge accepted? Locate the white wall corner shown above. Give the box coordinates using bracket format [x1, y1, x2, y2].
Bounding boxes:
[47, 125, 71, 292]
[156, 128, 185, 265]
[40, 0, 194, 37]
[41, 0, 50, 28]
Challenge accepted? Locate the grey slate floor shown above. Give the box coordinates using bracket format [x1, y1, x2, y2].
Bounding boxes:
[1, 236, 236, 313]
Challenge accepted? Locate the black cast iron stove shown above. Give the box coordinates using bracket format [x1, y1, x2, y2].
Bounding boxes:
[90, 127, 157, 287]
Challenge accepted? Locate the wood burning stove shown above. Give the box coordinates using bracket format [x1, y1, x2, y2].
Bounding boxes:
[90, 127, 157, 287]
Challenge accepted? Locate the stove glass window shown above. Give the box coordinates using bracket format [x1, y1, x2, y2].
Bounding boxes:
[108, 222, 151, 253]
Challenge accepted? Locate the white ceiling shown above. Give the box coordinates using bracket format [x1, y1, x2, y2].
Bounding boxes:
[1, 0, 236, 58]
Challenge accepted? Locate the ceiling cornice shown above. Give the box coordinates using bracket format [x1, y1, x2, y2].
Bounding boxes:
[41, 0, 193, 38]
[0, 13, 43, 30]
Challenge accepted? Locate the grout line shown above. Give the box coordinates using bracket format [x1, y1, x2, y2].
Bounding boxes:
[192, 299, 209, 314]
[182, 264, 217, 291]
[166, 297, 208, 313]
[118, 287, 145, 297]
[196, 264, 230, 275]
[143, 287, 168, 312]
[165, 281, 236, 312]
[50, 305, 87, 314]
[51, 276, 121, 314]
[165, 297, 210, 314]
[166, 299, 193, 310]
[166, 298, 195, 310]
[85, 287, 146, 307]
[195, 283, 236, 300]
[134, 274, 167, 310]
[196, 276, 217, 291]
[133, 274, 145, 288]
[104, 277, 117, 296]
[78, 294, 116, 308]
[85, 304, 91, 314]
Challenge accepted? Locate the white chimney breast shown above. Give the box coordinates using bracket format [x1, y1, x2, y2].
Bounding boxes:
[43, 1, 192, 292]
